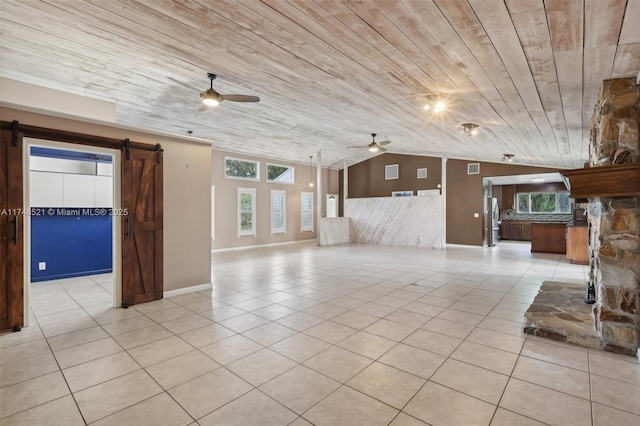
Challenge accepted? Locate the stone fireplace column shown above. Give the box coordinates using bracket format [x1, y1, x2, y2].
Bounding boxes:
[588, 78, 639, 355]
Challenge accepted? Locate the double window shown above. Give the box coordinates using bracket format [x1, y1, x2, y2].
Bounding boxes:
[517, 192, 571, 213]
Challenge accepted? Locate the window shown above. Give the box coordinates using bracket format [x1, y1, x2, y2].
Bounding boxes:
[517, 191, 571, 213]
[417, 168, 428, 179]
[467, 163, 480, 175]
[271, 190, 286, 234]
[267, 164, 294, 183]
[517, 193, 530, 212]
[225, 157, 259, 180]
[301, 192, 314, 232]
[237, 188, 256, 237]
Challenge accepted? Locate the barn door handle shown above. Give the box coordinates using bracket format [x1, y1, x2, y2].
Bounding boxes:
[13, 216, 18, 244]
[126, 216, 132, 239]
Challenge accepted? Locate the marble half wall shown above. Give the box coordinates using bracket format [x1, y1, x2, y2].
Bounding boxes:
[345, 196, 444, 249]
[319, 217, 350, 246]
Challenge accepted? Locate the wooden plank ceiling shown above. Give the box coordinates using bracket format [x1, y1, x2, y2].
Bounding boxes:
[1, 0, 638, 169]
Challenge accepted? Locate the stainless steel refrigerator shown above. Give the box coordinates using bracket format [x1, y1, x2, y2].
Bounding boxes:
[489, 197, 499, 246]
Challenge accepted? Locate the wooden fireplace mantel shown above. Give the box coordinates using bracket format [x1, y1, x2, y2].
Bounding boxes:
[561, 163, 640, 199]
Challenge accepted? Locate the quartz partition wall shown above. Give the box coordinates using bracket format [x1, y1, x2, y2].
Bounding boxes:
[318, 217, 350, 246]
[345, 196, 444, 249]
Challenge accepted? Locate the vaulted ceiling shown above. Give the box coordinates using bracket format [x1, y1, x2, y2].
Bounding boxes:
[1, 1, 638, 169]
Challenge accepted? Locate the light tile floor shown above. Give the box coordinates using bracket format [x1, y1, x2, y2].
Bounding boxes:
[1, 241, 639, 425]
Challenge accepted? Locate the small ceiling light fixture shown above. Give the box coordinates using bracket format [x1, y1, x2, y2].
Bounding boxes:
[308, 155, 314, 187]
[461, 123, 480, 136]
[424, 96, 446, 113]
[502, 153, 515, 162]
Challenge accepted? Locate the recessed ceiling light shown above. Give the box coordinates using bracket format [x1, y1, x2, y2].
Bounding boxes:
[532, 177, 545, 182]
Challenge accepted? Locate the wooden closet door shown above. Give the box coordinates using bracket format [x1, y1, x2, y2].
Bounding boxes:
[122, 148, 163, 305]
[0, 128, 24, 330]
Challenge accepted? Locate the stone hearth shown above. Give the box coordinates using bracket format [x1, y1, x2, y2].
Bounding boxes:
[524, 281, 600, 348]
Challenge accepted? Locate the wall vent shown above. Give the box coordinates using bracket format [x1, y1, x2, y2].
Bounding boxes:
[417, 168, 428, 179]
[385, 164, 399, 180]
[467, 163, 480, 175]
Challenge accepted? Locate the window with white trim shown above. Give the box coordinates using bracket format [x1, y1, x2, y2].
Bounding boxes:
[267, 164, 295, 183]
[225, 157, 259, 181]
[237, 187, 256, 237]
[271, 189, 286, 235]
[301, 191, 314, 232]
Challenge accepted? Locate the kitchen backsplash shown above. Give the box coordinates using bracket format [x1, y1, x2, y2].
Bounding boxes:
[502, 209, 572, 222]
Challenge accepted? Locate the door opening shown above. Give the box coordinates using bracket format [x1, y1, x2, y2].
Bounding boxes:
[24, 138, 121, 325]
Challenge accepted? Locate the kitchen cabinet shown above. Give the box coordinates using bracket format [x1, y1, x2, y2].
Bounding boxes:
[502, 185, 515, 210]
[508, 221, 531, 241]
[567, 225, 589, 264]
[531, 223, 566, 254]
[500, 220, 510, 240]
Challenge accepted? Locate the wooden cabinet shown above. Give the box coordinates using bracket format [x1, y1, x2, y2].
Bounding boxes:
[508, 221, 531, 241]
[502, 185, 515, 210]
[531, 223, 566, 254]
[567, 226, 589, 264]
[500, 220, 510, 240]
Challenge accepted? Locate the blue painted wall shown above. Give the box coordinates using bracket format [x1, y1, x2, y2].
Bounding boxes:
[31, 208, 112, 282]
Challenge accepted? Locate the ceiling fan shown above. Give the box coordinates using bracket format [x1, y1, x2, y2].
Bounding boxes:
[349, 133, 391, 152]
[199, 73, 260, 109]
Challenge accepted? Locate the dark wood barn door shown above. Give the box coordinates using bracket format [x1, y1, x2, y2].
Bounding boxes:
[122, 147, 163, 305]
[0, 127, 24, 330]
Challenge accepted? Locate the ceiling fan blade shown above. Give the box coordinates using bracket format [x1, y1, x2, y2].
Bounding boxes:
[348, 146, 368, 149]
[378, 140, 391, 146]
[378, 147, 387, 152]
[197, 104, 208, 112]
[220, 94, 260, 103]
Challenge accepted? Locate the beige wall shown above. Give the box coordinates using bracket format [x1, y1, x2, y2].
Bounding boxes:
[211, 149, 340, 249]
[1, 107, 212, 291]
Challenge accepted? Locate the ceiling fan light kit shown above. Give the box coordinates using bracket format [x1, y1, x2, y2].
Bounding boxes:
[461, 123, 479, 136]
[348, 133, 391, 153]
[200, 73, 260, 108]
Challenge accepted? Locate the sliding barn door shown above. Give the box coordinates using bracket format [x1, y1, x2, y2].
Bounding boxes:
[122, 148, 163, 305]
[0, 128, 24, 330]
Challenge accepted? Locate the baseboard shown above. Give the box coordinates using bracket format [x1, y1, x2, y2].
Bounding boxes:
[446, 243, 482, 249]
[211, 239, 317, 253]
[31, 268, 113, 282]
[163, 283, 212, 298]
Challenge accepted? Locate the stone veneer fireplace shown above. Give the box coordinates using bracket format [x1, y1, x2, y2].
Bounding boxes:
[585, 78, 639, 355]
[524, 77, 639, 356]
